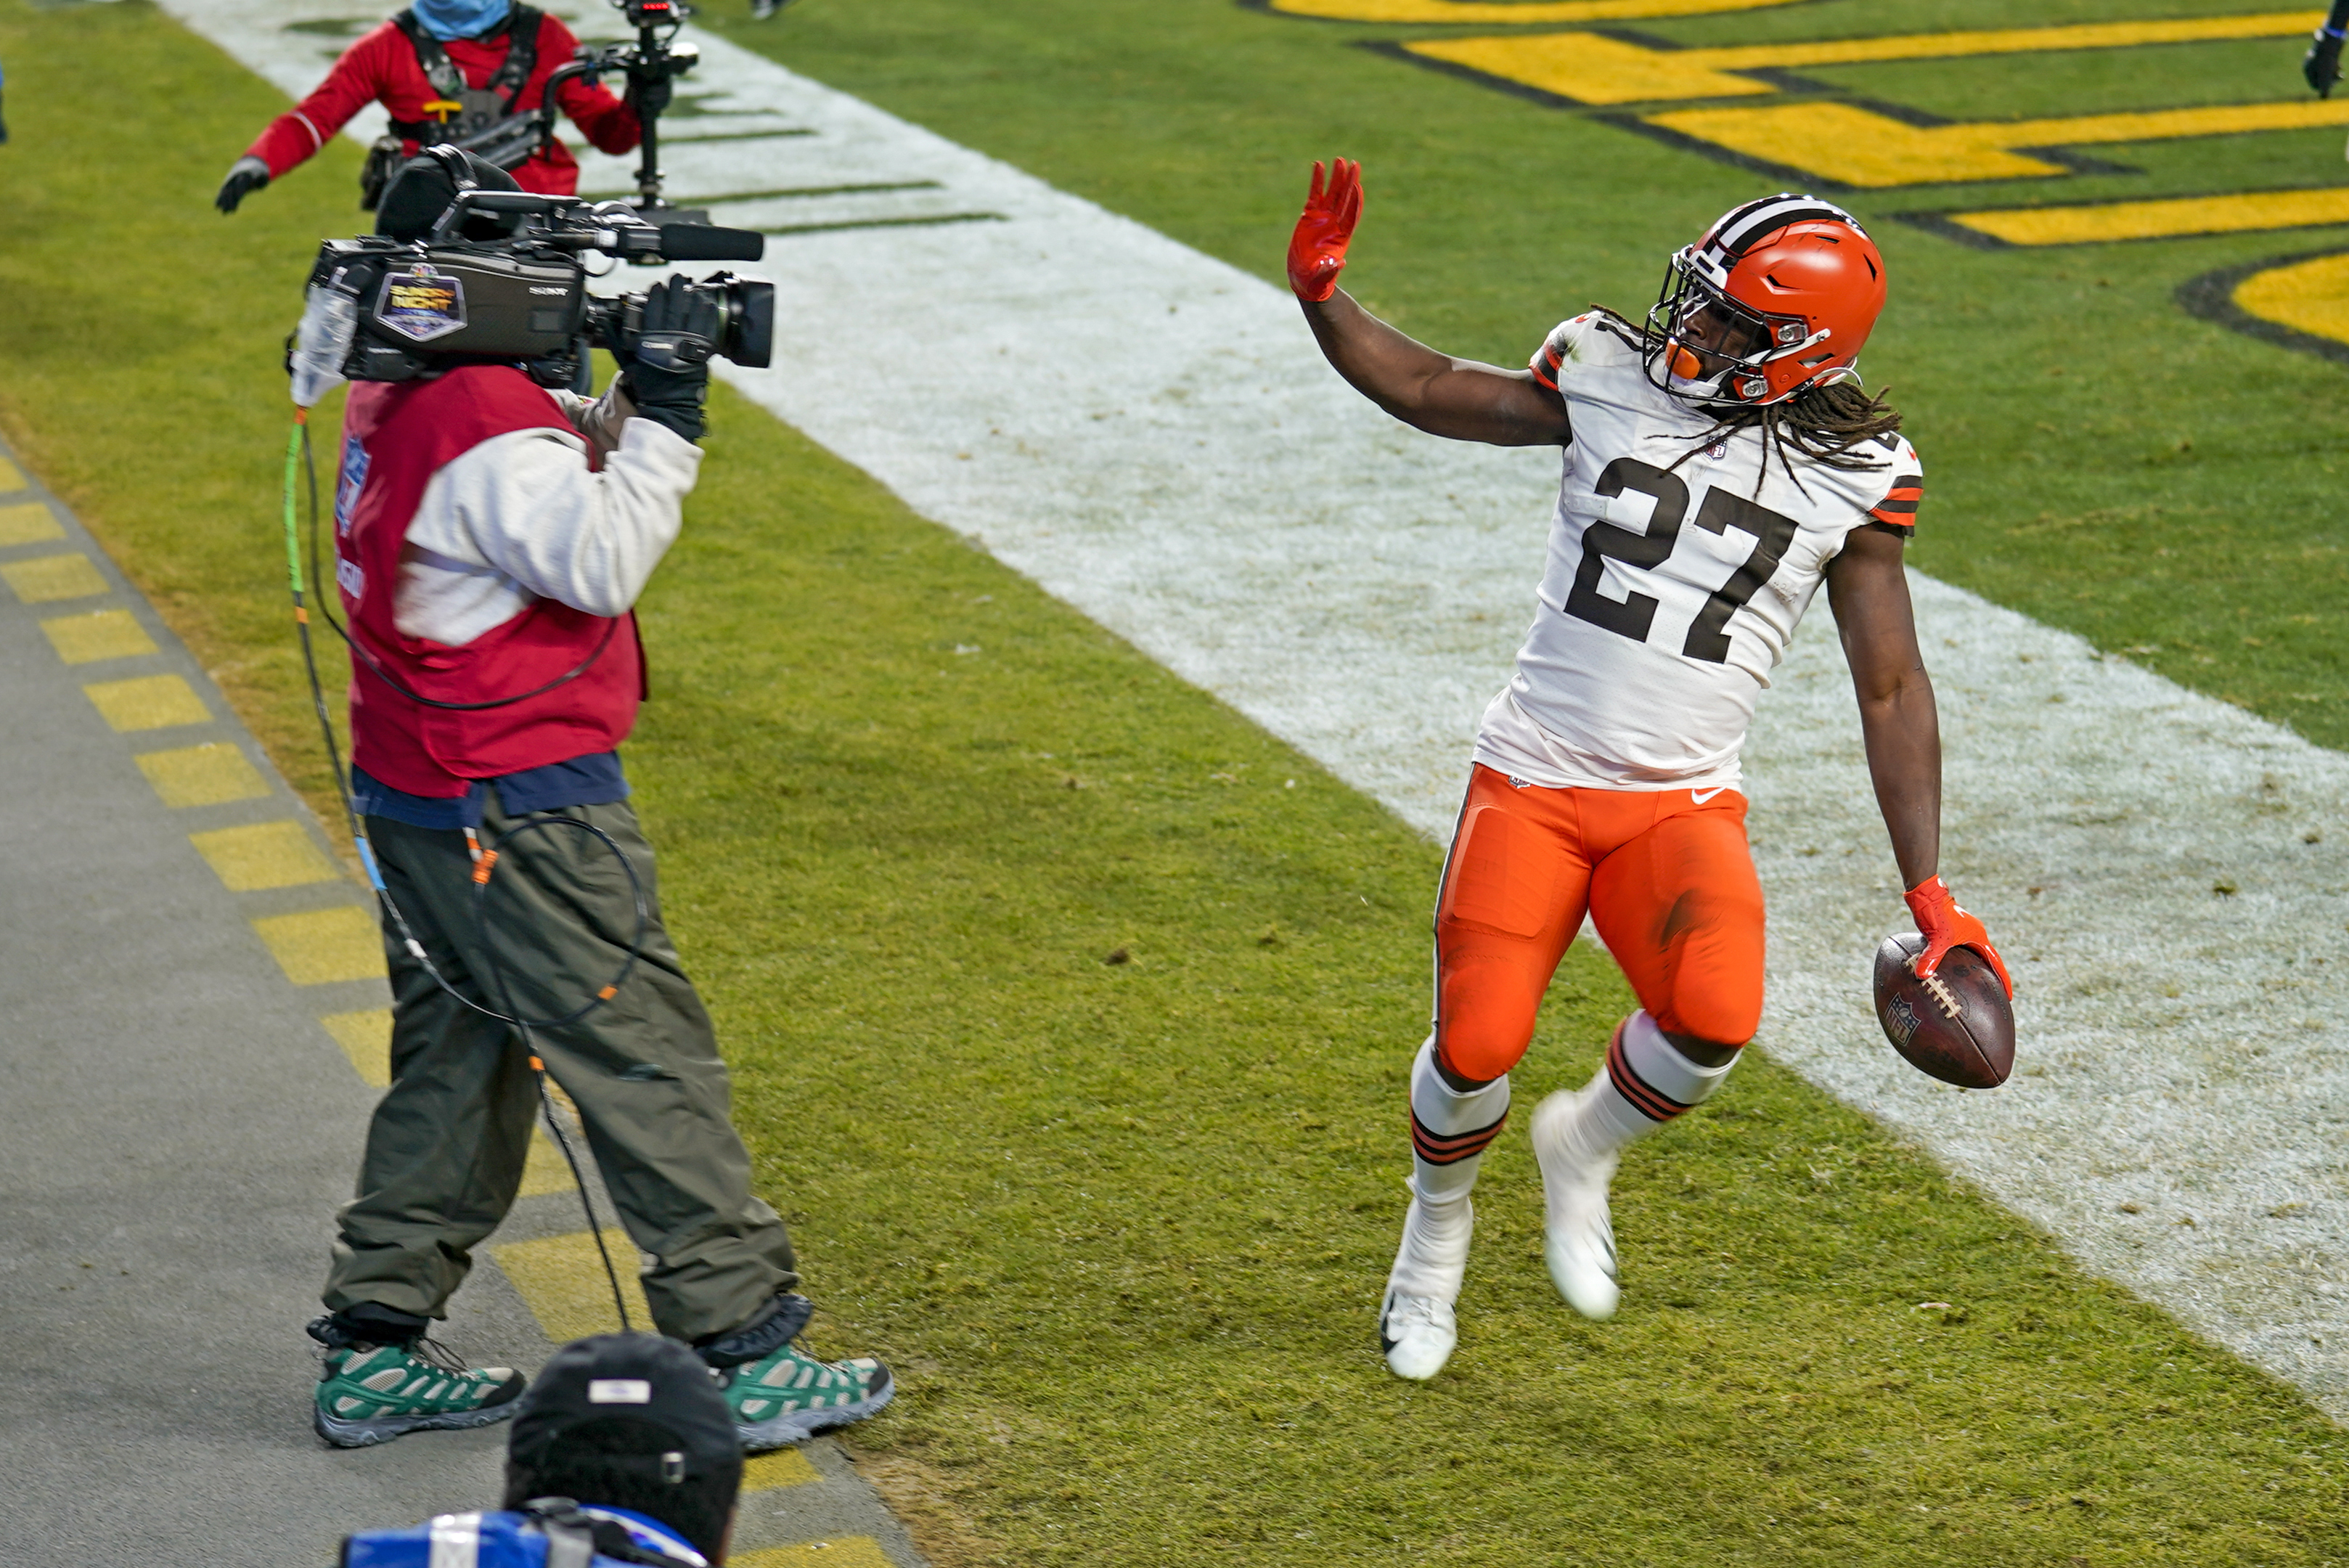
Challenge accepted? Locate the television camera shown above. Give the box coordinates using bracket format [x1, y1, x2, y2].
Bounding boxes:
[290, 189, 772, 401]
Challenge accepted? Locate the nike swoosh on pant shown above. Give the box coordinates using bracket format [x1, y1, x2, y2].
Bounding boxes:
[1691, 788, 1727, 805]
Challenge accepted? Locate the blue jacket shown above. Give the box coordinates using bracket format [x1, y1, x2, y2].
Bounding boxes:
[341, 1505, 706, 1567]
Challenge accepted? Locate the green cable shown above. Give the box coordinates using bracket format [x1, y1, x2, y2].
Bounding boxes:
[282, 415, 307, 601]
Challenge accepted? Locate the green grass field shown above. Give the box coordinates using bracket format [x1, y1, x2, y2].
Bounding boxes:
[7, 1, 2349, 1562]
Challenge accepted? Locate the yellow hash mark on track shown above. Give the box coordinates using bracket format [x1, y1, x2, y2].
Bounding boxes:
[1953, 187, 2349, 245]
[1649, 98, 2349, 187]
[3, 552, 107, 603]
[743, 1448, 822, 1492]
[730, 1540, 892, 1568]
[322, 1008, 393, 1087]
[252, 906, 386, 984]
[190, 820, 343, 891]
[0, 457, 28, 493]
[136, 743, 269, 807]
[1410, 12, 2321, 106]
[0, 501, 65, 547]
[493, 1228, 653, 1342]
[41, 608, 155, 664]
[84, 673, 208, 731]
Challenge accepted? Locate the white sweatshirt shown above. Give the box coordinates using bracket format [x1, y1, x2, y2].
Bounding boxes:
[393, 383, 703, 647]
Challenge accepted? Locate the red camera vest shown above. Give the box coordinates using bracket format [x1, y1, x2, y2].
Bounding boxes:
[335, 364, 643, 798]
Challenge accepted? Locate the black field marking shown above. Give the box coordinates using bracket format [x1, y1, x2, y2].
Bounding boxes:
[584, 181, 946, 205]
[2178, 248, 2349, 369]
[659, 127, 818, 144]
[759, 212, 1008, 240]
[1896, 184, 2349, 251]
[708, 181, 948, 203]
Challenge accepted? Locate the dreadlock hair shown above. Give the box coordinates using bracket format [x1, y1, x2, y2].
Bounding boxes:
[1588, 306, 1903, 494]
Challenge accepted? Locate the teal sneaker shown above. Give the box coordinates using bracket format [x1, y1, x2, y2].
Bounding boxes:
[720, 1340, 894, 1452]
[312, 1337, 528, 1448]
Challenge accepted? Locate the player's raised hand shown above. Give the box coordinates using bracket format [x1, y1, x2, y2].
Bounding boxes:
[1287, 158, 1362, 304]
[1903, 875, 2013, 997]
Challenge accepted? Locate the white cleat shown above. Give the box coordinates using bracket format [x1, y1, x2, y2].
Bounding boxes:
[1531, 1089, 1621, 1321]
[1380, 1190, 1472, 1380]
[1380, 1290, 1458, 1381]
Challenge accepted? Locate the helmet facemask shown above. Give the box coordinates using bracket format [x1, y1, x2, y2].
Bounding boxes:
[1644, 245, 1835, 408]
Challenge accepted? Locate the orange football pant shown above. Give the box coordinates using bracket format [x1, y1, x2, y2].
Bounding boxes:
[1434, 764, 1766, 1082]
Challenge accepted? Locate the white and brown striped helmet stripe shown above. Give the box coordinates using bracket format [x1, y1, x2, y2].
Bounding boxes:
[1700, 194, 1866, 263]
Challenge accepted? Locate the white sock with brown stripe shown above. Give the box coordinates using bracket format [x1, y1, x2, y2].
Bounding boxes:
[1408, 1034, 1511, 1206]
[1553, 1010, 1738, 1169]
[1388, 1035, 1509, 1299]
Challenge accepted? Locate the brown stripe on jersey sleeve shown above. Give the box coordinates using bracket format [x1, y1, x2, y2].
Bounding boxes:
[1529, 340, 1565, 393]
[1870, 472, 1922, 530]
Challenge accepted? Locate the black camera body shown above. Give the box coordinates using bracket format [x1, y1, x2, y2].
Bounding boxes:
[301, 195, 771, 389]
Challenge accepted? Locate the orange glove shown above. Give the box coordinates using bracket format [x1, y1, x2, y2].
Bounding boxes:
[1287, 158, 1362, 304]
[1904, 875, 2013, 997]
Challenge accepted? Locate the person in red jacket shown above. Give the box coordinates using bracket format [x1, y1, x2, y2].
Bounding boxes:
[215, 0, 646, 213]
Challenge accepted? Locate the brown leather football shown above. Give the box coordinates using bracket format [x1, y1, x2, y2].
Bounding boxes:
[1872, 931, 2015, 1088]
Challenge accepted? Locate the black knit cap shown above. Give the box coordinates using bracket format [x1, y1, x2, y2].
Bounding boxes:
[508, 1334, 740, 1478]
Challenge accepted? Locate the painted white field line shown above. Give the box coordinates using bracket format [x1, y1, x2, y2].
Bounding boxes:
[175, 1, 2349, 1418]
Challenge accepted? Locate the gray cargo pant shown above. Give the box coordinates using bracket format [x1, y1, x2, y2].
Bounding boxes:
[323, 794, 797, 1343]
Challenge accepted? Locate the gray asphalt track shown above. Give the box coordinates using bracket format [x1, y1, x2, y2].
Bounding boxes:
[0, 436, 924, 1567]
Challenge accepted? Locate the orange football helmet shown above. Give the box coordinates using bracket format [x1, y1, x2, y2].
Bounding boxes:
[1646, 195, 1887, 407]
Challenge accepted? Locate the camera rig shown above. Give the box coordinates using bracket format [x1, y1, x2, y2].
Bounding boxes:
[293, 189, 772, 394]
[391, 0, 767, 223]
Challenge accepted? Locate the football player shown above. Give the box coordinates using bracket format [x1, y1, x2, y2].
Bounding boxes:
[1285, 162, 2011, 1379]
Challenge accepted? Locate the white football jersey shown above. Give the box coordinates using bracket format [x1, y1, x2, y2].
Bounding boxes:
[1473, 312, 1921, 794]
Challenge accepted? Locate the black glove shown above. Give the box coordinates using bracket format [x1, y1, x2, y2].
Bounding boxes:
[215, 155, 271, 214]
[628, 70, 673, 122]
[621, 277, 719, 443]
[2308, 29, 2345, 97]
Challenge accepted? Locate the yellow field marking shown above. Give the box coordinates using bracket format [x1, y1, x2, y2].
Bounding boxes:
[1269, 0, 1796, 21]
[0, 500, 64, 546]
[3, 552, 107, 603]
[136, 743, 270, 808]
[2236, 250, 2349, 345]
[322, 1008, 393, 1086]
[520, 1127, 579, 1196]
[0, 457, 27, 492]
[84, 673, 209, 732]
[1649, 97, 2349, 187]
[41, 608, 157, 664]
[1952, 187, 2349, 245]
[743, 1449, 822, 1492]
[730, 1540, 892, 1568]
[252, 906, 386, 984]
[492, 1228, 653, 1342]
[190, 820, 342, 891]
[1410, 12, 2321, 106]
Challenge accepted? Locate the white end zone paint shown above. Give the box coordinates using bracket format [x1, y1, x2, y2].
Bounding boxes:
[170, 0, 2349, 1418]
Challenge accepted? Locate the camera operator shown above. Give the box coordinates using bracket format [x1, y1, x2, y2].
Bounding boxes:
[309, 150, 891, 1457]
[340, 1334, 748, 1566]
[215, 0, 655, 215]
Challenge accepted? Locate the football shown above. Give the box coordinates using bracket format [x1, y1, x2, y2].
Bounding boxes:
[1871, 931, 2016, 1088]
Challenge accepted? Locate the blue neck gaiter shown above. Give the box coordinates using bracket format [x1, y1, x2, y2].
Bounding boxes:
[409, 0, 513, 41]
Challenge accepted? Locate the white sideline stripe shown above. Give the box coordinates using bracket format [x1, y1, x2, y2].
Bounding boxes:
[170, 0, 2349, 1418]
